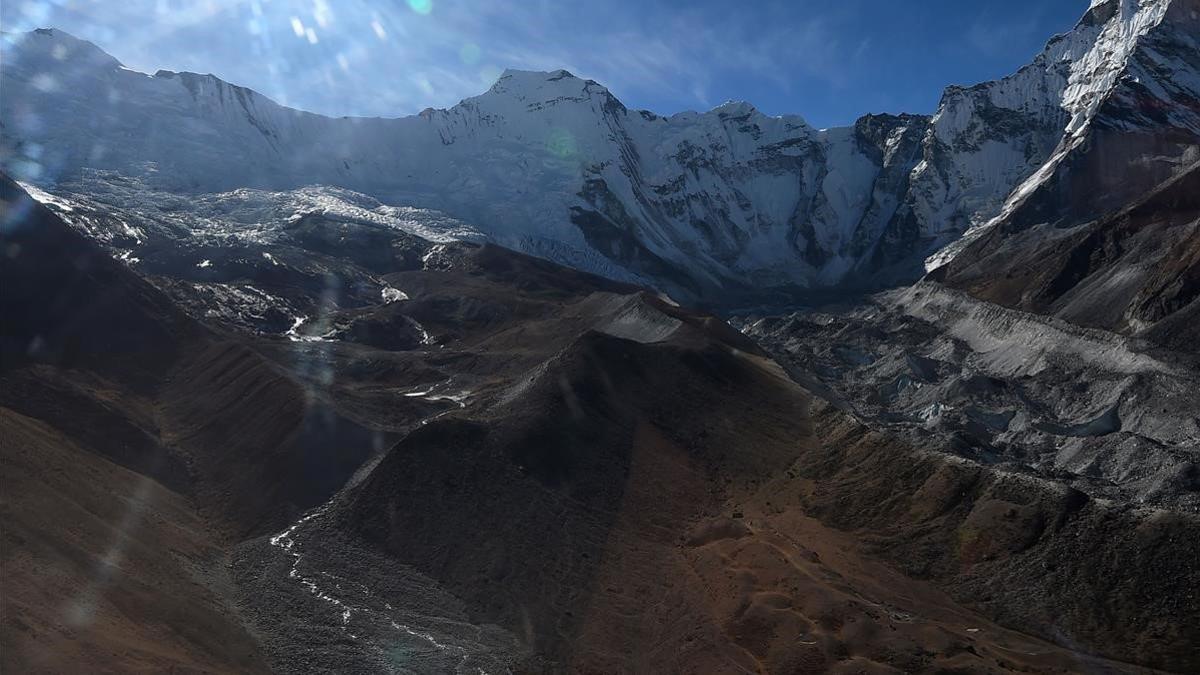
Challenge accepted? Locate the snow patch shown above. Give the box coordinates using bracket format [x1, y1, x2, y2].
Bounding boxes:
[17, 181, 75, 212]
[381, 286, 408, 303]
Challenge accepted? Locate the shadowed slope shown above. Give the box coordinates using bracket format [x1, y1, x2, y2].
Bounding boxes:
[328, 293, 1174, 672]
[0, 176, 387, 671]
[933, 162, 1200, 352]
[0, 174, 383, 537]
[0, 408, 269, 674]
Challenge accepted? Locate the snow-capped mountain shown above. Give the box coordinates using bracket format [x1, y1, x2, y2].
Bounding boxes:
[14, 173, 487, 337]
[925, 0, 1200, 270]
[2, 0, 1197, 306]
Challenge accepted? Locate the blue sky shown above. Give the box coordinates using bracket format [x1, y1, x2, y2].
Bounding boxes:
[2, 0, 1088, 128]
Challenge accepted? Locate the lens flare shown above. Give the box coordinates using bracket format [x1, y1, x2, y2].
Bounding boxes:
[479, 64, 502, 87]
[545, 128, 577, 159]
[407, 0, 432, 16]
[458, 42, 481, 65]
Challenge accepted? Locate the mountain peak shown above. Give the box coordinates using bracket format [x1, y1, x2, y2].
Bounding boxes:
[491, 68, 595, 92]
[499, 67, 578, 81]
[482, 67, 619, 110]
[2, 27, 121, 72]
[710, 100, 758, 117]
[493, 68, 616, 92]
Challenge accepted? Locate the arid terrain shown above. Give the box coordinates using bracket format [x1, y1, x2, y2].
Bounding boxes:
[4, 172, 1197, 673]
[3, 1, 1200, 670]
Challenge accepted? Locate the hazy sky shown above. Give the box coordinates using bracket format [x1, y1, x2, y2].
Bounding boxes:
[1, 0, 1089, 128]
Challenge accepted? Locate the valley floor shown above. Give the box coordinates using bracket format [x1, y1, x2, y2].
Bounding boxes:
[2, 177, 1197, 673]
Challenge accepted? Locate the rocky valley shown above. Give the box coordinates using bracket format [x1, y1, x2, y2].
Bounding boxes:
[2, 0, 1199, 672]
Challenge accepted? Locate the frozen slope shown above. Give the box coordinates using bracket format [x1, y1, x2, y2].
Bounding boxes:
[925, 0, 1200, 270]
[0, 33, 914, 300]
[2, 0, 1197, 305]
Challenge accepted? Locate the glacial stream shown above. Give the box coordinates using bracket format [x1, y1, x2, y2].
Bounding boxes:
[268, 501, 500, 674]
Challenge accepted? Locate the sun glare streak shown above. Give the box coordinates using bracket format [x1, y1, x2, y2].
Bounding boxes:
[64, 474, 156, 630]
[371, 19, 387, 41]
[311, 0, 333, 28]
[0, 1, 562, 129]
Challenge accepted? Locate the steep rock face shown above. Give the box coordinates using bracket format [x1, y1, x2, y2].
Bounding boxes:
[927, 1, 1200, 350]
[2, 0, 1197, 306]
[1003, 0, 1199, 224]
[932, 161, 1200, 351]
[927, 0, 1200, 270]
[1055, 0, 1200, 213]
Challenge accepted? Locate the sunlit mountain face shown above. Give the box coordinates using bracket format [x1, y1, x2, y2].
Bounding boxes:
[2, 1, 1199, 673]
